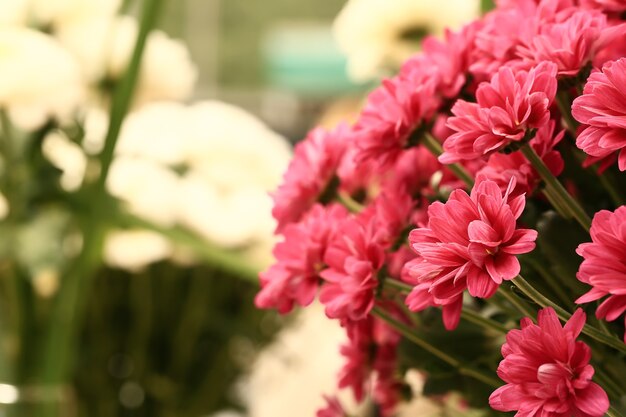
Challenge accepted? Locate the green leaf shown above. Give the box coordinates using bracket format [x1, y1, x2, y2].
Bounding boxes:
[481, 0, 496, 13]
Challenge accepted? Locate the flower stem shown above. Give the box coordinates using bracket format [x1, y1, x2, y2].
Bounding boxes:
[384, 278, 413, 293]
[336, 192, 364, 213]
[371, 306, 500, 388]
[555, 91, 579, 136]
[512, 275, 626, 355]
[422, 133, 474, 188]
[520, 143, 591, 230]
[607, 406, 626, 417]
[498, 284, 536, 319]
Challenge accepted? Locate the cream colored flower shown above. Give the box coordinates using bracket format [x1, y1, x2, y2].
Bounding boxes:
[334, 0, 480, 81]
[42, 131, 87, 191]
[0, 27, 84, 130]
[103, 229, 173, 271]
[101, 100, 291, 269]
[57, 16, 197, 107]
[245, 303, 356, 417]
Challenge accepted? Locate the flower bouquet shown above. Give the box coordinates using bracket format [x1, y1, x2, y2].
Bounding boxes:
[256, 1, 626, 416]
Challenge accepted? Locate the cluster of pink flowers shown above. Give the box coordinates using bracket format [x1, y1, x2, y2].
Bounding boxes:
[256, 0, 626, 415]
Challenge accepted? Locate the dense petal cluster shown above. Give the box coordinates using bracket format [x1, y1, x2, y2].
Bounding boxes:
[490, 308, 609, 417]
[350, 65, 440, 168]
[406, 179, 537, 329]
[572, 58, 626, 171]
[441, 62, 558, 163]
[337, 315, 402, 416]
[256, 204, 348, 314]
[476, 120, 565, 195]
[576, 206, 626, 342]
[272, 124, 348, 231]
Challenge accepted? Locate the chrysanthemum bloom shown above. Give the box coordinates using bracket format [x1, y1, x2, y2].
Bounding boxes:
[337, 315, 401, 416]
[256, 204, 348, 314]
[490, 308, 609, 417]
[441, 62, 558, 164]
[351, 64, 440, 168]
[572, 58, 626, 171]
[576, 206, 626, 343]
[517, 10, 624, 76]
[406, 179, 537, 329]
[272, 124, 348, 231]
[320, 191, 413, 321]
[476, 120, 564, 196]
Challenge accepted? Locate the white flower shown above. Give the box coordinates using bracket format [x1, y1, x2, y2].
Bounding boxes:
[28, 0, 120, 28]
[42, 131, 87, 191]
[0, 0, 28, 26]
[107, 156, 180, 227]
[103, 229, 173, 271]
[57, 16, 197, 106]
[0, 27, 84, 130]
[101, 100, 291, 269]
[244, 303, 356, 417]
[334, 0, 480, 81]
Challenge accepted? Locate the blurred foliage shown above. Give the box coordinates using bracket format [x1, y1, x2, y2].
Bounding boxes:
[74, 263, 280, 417]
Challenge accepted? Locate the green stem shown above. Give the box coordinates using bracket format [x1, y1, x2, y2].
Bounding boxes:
[598, 170, 626, 207]
[95, 0, 164, 192]
[607, 406, 626, 417]
[120, 214, 260, 282]
[555, 91, 579, 136]
[521, 257, 574, 310]
[372, 307, 502, 388]
[461, 309, 509, 335]
[372, 307, 501, 388]
[498, 284, 536, 319]
[520, 143, 591, 230]
[422, 133, 474, 188]
[336, 192, 364, 213]
[513, 275, 626, 355]
[384, 278, 413, 293]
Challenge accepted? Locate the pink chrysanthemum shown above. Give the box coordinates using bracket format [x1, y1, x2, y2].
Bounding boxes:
[320, 191, 414, 321]
[441, 62, 558, 164]
[406, 178, 537, 329]
[338, 315, 401, 416]
[476, 120, 565, 196]
[272, 124, 348, 232]
[576, 206, 626, 343]
[581, 0, 626, 12]
[255, 204, 348, 314]
[490, 307, 609, 417]
[572, 58, 626, 171]
[517, 10, 621, 76]
[351, 64, 440, 168]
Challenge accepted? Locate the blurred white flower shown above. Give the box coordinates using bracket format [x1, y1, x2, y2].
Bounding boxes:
[102, 100, 291, 269]
[107, 156, 180, 227]
[334, 0, 480, 81]
[103, 229, 173, 271]
[27, 0, 121, 28]
[0, 192, 9, 220]
[57, 16, 197, 106]
[42, 131, 87, 191]
[245, 303, 356, 417]
[0, 0, 28, 26]
[0, 27, 84, 130]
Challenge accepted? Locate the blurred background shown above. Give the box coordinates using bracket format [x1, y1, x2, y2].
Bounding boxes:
[0, 0, 481, 416]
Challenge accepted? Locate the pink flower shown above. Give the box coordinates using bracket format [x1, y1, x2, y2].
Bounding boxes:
[441, 62, 558, 164]
[255, 204, 348, 314]
[406, 178, 537, 329]
[320, 191, 413, 320]
[272, 124, 348, 232]
[576, 206, 626, 343]
[490, 307, 609, 417]
[316, 396, 345, 417]
[338, 316, 401, 415]
[476, 120, 565, 196]
[351, 64, 440, 168]
[319, 214, 386, 321]
[517, 10, 623, 76]
[572, 58, 626, 171]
